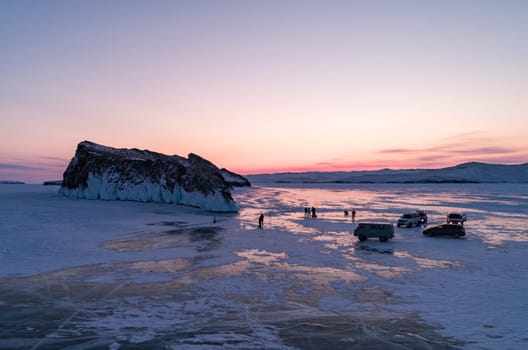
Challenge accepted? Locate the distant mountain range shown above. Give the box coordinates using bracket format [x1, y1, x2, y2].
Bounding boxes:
[247, 162, 528, 184]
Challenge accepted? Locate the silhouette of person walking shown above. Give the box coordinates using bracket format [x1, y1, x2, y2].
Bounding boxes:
[258, 214, 264, 229]
[352, 209, 356, 221]
[311, 207, 317, 218]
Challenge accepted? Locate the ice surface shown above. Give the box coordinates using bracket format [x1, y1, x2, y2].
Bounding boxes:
[1, 183, 527, 349]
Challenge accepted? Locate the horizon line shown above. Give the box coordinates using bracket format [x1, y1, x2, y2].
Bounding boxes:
[237, 160, 528, 176]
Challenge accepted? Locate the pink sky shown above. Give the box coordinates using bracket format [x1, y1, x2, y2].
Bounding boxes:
[1, 1, 527, 183]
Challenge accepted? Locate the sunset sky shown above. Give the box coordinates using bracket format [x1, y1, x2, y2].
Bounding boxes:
[1, 0, 527, 183]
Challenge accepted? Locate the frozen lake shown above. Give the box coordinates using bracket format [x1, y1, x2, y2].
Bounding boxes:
[1, 183, 527, 349]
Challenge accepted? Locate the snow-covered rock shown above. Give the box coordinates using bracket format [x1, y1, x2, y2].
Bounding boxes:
[220, 168, 251, 187]
[58, 141, 244, 212]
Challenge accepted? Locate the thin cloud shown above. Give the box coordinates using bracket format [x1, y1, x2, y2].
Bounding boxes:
[0, 163, 42, 171]
[39, 156, 70, 162]
[31, 159, 69, 169]
[378, 133, 519, 159]
[444, 146, 515, 155]
[377, 148, 419, 154]
[378, 145, 515, 157]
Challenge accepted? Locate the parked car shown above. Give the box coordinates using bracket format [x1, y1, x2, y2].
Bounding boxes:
[354, 223, 394, 242]
[416, 210, 428, 224]
[447, 212, 467, 225]
[397, 210, 427, 227]
[423, 224, 465, 238]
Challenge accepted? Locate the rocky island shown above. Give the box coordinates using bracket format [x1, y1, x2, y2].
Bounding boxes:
[59, 141, 249, 212]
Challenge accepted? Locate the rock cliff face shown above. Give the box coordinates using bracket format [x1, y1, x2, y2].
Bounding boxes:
[220, 168, 251, 187]
[58, 141, 246, 212]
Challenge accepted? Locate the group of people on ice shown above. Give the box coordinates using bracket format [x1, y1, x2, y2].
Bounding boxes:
[258, 207, 356, 229]
[304, 207, 317, 218]
[344, 209, 356, 220]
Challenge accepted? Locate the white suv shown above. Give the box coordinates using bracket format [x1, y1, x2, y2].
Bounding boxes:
[397, 211, 427, 227]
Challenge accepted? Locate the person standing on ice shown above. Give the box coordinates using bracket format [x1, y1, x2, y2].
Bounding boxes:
[258, 214, 264, 229]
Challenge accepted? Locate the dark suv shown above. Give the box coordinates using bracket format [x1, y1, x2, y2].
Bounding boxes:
[447, 212, 466, 225]
[423, 224, 465, 238]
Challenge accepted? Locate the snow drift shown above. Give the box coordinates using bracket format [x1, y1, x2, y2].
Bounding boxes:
[58, 141, 245, 212]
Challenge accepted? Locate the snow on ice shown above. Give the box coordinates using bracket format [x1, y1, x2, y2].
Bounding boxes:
[1, 182, 527, 349]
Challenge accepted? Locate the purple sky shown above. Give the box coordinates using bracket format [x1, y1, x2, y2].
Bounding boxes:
[1, 0, 527, 183]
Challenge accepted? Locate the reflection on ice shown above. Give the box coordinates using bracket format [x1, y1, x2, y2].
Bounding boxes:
[103, 224, 223, 252]
[353, 262, 410, 278]
[356, 244, 394, 255]
[235, 249, 364, 284]
[237, 249, 288, 265]
[393, 251, 461, 269]
[235, 183, 528, 245]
